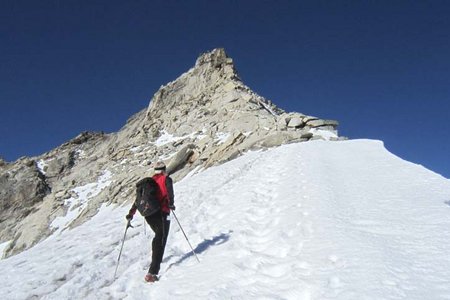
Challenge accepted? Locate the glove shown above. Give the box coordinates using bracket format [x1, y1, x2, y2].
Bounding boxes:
[125, 214, 133, 221]
[169, 205, 176, 211]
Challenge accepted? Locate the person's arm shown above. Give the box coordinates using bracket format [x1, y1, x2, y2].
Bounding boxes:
[165, 176, 175, 208]
[126, 203, 137, 220]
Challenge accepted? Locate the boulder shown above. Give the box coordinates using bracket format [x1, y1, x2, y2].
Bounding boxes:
[287, 117, 304, 128]
[167, 144, 196, 176]
[306, 119, 339, 128]
[302, 116, 319, 123]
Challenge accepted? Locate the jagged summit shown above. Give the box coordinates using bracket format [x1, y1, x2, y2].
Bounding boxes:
[194, 48, 236, 73]
[0, 48, 342, 258]
[128, 48, 338, 150]
[146, 48, 244, 118]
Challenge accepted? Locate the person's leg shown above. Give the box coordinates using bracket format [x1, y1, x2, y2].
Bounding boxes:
[146, 213, 169, 275]
[160, 213, 171, 259]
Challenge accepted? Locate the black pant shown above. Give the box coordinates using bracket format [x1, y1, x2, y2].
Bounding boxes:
[145, 212, 170, 275]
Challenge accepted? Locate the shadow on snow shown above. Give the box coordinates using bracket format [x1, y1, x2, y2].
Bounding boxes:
[163, 231, 232, 272]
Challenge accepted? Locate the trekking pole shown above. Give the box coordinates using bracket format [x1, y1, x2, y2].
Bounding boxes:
[114, 219, 133, 279]
[171, 210, 200, 263]
[144, 217, 147, 236]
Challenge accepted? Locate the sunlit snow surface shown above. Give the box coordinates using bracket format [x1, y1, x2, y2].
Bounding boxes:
[1, 140, 450, 299]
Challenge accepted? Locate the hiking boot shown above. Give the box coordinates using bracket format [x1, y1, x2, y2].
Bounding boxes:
[144, 273, 158, 283]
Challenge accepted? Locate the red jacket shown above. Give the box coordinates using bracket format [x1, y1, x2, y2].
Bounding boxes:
[152, 173, 174, 214]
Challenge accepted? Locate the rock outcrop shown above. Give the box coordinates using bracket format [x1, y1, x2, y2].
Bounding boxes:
[0, 48, 343, 258]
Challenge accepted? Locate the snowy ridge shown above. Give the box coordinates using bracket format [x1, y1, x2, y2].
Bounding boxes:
[1, 140, 450, 299]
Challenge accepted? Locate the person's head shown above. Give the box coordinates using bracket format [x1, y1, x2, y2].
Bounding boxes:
[153, 161, 166, 174]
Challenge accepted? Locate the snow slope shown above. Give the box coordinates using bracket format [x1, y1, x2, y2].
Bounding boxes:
[1, 140, 450, 300]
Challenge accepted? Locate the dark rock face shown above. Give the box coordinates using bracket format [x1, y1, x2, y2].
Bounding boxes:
[0, 160, 50, 241]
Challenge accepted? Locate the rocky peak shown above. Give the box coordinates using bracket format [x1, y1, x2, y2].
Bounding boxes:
[195, 48, 234, 70]
[109, 49, 342, 182]
[146, 48, 238, 117]
[0, 48, 344, 259]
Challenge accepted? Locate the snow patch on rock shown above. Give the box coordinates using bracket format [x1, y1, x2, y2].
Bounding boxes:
[51, 170, 113, 233]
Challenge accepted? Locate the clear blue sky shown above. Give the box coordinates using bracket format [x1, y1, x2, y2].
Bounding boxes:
[1, 1, 449, 178]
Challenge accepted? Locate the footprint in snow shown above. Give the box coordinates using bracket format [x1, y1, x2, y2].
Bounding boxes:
[328, 276, 343, 289]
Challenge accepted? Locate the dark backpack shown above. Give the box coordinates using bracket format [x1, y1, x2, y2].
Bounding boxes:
[134, 177, 161, 217]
